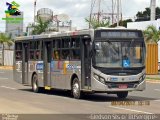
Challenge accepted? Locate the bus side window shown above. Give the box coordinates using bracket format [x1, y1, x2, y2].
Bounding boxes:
[71, 49, 80, 60]
[71, 38, 77, 48]
[71, 37, 80, 48]
[15, 42, 22, 60]
[35, 50, 40, 60]
[16, 51, 22, 60]
[53, 50, 60, 60]
[30, 51, 34, 60]
[62, 50, 70, 60]
[62, 38, 70, 48]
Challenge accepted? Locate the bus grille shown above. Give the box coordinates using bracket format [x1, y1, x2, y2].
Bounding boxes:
[106, 82, 139, 89]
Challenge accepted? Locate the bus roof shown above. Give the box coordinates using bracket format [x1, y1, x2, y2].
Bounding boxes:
[15, 29, 94, 41]
[15, 27, 141, 41]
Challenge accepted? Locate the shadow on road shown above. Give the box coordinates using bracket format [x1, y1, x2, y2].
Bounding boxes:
[19, 88, 159, 102]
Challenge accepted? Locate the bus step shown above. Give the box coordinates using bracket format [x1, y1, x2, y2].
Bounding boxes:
[45, 86, 51, 90]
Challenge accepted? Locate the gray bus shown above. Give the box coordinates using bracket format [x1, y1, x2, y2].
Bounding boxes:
[14, 28, 146, 99]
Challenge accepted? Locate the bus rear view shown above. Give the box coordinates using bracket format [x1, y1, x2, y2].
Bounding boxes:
[92, 28, 146, 98]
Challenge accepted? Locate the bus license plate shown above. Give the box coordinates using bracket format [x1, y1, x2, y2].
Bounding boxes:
[118, 84, 128, 89]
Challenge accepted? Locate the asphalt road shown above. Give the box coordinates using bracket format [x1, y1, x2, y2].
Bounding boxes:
[0, 69, 160, 120]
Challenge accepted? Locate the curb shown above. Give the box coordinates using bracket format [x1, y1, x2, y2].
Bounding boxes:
[0, 66, 13, 70]
[146, 79, 160, 83]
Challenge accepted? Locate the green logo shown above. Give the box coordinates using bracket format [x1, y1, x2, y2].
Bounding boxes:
[2, 1, 23, 24]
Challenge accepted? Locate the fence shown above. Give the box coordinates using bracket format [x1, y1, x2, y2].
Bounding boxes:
[146, 44, 158, 75]
[0, 50, 14, 66]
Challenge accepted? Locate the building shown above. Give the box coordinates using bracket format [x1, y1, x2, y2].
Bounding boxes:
[5, 12, 24, 39]
[127, 19, 160, 31]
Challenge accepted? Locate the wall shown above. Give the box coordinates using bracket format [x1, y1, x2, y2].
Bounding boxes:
[127, 19, 160, 30]
[146, 44, 158, 74]
[0, 50, 14, 66]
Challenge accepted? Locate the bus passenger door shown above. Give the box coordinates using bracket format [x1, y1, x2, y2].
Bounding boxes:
[43, 41, 52, 89]
[81, 37, 91, 90]
[22, 43, 29, 84]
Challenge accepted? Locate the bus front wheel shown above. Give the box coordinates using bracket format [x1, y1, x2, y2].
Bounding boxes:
[72, 78, 82, 99]
[32, 74, 42, 93]
[117, 92, 128, 99]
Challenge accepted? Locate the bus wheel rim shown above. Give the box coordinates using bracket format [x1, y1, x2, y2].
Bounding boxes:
[73, 82, 79, 96]
[33, 78, 38, 91]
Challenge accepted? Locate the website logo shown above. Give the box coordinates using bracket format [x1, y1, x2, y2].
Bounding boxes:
[5, 1, 21, 17]
[2, 1, 23, 24]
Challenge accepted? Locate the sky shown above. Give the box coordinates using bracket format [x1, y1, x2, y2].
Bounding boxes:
[0, 0, 160, 32]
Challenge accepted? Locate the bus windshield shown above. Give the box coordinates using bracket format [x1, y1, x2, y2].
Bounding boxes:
[93, 40, 145, 68]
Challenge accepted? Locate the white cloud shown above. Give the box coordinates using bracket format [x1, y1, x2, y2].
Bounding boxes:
[0, 0, 159, 32]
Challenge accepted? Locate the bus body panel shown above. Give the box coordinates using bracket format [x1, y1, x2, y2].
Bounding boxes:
[14, 61, 23, 84]
[28, 61, 44, 87]
[50, 61, 81, 90]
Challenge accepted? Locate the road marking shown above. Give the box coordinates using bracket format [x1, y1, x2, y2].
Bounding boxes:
[0, 86, 17, 90]
[109, 106, 153, 114]
[0, 77, 9, 80]
[153, 100, 160, 102]
[154, 89, 160, 91]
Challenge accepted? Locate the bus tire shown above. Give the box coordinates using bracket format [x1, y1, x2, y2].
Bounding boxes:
[72, 77, 82, 99]
[32, 74, 42, 93]
[117, 92, 128, 99]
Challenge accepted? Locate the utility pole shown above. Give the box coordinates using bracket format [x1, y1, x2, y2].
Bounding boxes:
[34, 0, 37, 26]
[89, 0, 118, 28]
[97, 0, 101, 24]
[150, 0, 156, 21]
[112, 0, 114, 24]
[117, 0, 120, 27]
[89, 0, 95, 28]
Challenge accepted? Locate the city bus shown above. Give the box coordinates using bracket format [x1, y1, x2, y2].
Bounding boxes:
[14, 27, 146, 99]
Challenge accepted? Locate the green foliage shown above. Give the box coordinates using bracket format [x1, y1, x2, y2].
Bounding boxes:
[85, 17, 109, 29]
[0, 33, 14, 47]
[31, 17, 50, 35]
[136, 7, 160, 22]
[110, 19, 133, 28]
[0, 33, 14, 65]
[143, 25, 160, 43]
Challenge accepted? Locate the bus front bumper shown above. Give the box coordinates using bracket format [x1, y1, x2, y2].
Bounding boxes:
[92, 78, 146, 92]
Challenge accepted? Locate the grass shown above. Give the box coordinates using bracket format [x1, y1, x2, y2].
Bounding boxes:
[146, 77, 160, 80]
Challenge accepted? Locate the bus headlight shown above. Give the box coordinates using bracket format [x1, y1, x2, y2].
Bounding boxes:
[93, 73, 105, 84]
[139, 74, 145, 83]
[142, 74, 146, 79]
[139, 76, 143, 81]
[99, 77, 105, 84]
[94, 73, 99, 80]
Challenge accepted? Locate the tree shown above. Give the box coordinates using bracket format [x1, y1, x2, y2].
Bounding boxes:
[135, 7, 160, 22]
[110, 19, 133, 28]
[85, 17, 110, 29]
[0, 33, 14, 65]
[143, 25, 160, 43]
[31, 17, 50, 35]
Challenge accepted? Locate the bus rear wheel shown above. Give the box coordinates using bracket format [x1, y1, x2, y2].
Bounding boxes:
[117, 92, 128, 99]
[72, 78, 82, 99]
[32, 74, 42, 93]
